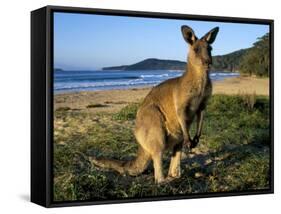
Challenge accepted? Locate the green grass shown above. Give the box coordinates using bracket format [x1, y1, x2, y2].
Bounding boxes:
[112, 102, 140, 121]
[53, 94, 270, 201]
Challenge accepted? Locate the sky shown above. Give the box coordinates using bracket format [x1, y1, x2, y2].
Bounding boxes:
[54, 12, 269, 70]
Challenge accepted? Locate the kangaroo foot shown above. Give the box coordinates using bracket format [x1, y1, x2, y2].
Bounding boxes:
[168, 170, 181, 179]
[156, 176, 179, 185]
[154, 176, 165, 184]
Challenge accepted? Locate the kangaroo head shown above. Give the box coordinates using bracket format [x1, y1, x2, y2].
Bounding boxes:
[181, 25, 219, 70]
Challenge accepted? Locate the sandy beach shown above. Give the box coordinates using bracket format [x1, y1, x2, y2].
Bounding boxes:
[54, 76, 269, 113]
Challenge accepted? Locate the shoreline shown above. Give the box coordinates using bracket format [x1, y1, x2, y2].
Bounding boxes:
[54, 85, 152, 95]
[54, 76, 269, 113]
[54, 71, 240, 94]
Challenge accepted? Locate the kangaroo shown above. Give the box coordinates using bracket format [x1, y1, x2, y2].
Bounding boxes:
[90, 25, 219, 183]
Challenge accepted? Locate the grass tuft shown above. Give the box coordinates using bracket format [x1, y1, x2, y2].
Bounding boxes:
[112, 103, 140, 121]
[56, 106, 71, 112]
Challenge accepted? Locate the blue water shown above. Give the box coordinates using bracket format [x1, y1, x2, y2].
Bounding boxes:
[54, 70, 240, 93]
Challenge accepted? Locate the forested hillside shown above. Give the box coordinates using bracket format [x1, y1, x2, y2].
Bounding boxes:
[211, 49, 248, 72]
[239, 33, 270, 77]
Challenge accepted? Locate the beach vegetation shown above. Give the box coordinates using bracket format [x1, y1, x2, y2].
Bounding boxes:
[112, 102, 140, 121]
[86, 103, 108, 108]
[56, 106, 71, 112]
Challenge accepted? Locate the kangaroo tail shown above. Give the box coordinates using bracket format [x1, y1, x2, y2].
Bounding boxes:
[90, 146, 151, 176]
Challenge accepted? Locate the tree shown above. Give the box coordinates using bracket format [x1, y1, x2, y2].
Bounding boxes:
[239, 33, 269, 77]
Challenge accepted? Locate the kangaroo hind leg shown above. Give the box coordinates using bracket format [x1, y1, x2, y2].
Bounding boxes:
[135, 106, 166, 184]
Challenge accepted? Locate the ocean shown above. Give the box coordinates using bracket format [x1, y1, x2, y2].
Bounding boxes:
[54, 70, 240, 93]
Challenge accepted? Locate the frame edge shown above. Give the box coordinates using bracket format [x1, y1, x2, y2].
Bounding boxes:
[31, 6, 48, 207]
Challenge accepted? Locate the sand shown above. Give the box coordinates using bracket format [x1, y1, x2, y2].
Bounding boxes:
[54, 76, 269, 113]
[212, 76, 269, 95]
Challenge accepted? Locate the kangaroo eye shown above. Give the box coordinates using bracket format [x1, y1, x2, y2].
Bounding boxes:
[194, 47, 200, 53]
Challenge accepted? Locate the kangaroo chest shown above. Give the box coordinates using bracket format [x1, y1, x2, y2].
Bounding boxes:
[186, 75, 212, 114]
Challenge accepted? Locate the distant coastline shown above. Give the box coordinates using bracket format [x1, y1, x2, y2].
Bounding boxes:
[54, 68, 64, 72]
[55, 48, 248, 73]
[102, 48, 248, 72]
[103, 58, 186, 71]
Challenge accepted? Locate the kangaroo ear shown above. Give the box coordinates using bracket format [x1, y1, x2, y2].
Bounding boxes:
[202, 27, 219, 44]
[181, 25, 197, 45]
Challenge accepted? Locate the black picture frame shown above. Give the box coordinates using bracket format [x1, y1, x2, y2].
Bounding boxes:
[31, 5, 274, 208]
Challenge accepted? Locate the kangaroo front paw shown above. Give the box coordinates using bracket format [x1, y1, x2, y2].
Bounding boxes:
[183, 138, 192, 149]
[191, 135, 200, 148]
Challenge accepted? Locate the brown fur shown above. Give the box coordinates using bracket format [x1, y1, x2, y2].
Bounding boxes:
[90, 25, 219, 183]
